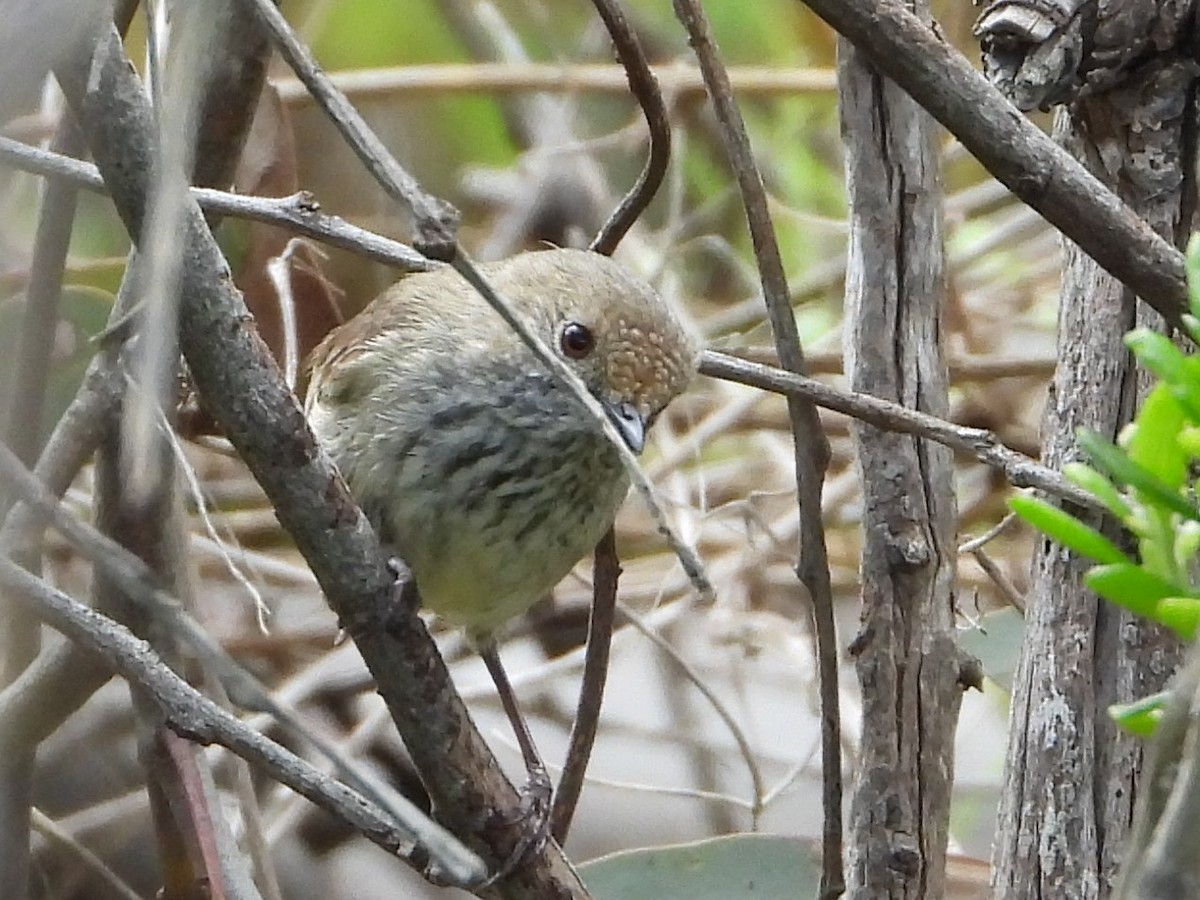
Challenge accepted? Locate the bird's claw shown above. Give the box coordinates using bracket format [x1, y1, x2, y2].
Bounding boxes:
[482, 766, 553, 886]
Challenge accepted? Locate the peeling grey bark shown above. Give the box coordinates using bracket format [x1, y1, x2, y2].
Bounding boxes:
[838, 2, 969, 894]
[974, 0, 1193, 111]
[977, 2, 1198, 897]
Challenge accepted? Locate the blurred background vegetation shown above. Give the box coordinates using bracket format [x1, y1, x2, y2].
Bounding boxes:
[0, 2, 1064, 897]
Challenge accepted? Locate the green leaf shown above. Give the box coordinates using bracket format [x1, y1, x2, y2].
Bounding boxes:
[1126, 329, 1188, 385]
[1187, 232, 1200, 321]
[1183, 314, 1200, 346]
[1178, 426, 1200, 458]
[581, 835, 821, 900]
[1154, 597, 1200, 640]
[1009, 494, 1129, 564]
[1063, 463, 1131, 520]
[1176, 521, 1200, 573]
[1166, 358, 1200, 424]
[1119, 387, 1187, 489]
[1083, 564, 1182, 618]
[1079, 430, 1199, 521]
[1109, 692, 1168, 737]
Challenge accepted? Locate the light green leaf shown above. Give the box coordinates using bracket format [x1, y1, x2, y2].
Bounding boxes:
[1154, 597, 1200, 640]
[1080, 430, 1198, 521]
[1009, 495, 1129, 565]
[1124, 386, 1187, 489]
[1126, 329, 1187, 384]
[1063, 463, 1131, 520]
[1109, 692, 1167, 737]
[1084, 565, 1182, 618]
[1187, 232, 1200, 321]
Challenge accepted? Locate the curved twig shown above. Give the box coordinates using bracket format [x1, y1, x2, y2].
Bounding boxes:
[588, 0, 672, 255]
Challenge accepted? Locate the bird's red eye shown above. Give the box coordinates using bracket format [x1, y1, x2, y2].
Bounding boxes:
[560, 322, 595, 359]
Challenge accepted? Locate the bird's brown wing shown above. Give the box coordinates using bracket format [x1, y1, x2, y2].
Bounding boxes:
[296, 273, 433, 402]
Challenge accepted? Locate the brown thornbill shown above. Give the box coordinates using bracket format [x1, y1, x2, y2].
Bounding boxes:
[303, 247, 699, 872]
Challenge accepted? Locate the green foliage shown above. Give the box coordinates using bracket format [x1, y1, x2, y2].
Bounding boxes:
[580, 834, 821, 900]
[1010, 235, 1200, 734]
[1109, 692, 1169, 737]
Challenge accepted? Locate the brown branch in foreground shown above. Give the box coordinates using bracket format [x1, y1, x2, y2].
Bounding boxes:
[670, 3, 844, 897]
[0, 137, 432, 274]
[792, 0, 1189, 331]
[700, 350, 1096, 509]
[587, 0, 672, 255]
[234, 0, 460, 258]
[0, 438, 486, 886]
[0, 557, 487, 884]
[53, 20, 588, 899]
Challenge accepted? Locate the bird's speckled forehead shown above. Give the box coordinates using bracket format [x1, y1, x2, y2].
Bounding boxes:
[490, 249, 701, 414]
[599, 309, 698, 416]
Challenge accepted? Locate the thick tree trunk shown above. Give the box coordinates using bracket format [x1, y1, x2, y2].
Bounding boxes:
[838, 5, 969, 895]
[976, 2, 1198, 896]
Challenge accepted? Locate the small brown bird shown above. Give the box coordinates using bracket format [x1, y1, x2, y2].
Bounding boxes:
[303, 248, 699, 641]
[302, 247, 698, 871]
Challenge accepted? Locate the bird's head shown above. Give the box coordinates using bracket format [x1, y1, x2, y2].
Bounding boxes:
[493, 249, 701, 453]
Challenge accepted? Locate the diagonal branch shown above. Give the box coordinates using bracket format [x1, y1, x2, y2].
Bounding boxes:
[52, 19, 587, 899]
[793, 0, 1188, 331]
[0, 557, 484, 885]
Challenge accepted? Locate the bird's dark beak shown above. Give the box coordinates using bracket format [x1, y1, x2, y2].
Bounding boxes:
[603, 399, 647, 455]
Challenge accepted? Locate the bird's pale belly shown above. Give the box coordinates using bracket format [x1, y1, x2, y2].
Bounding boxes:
[379, 425, 630, 639]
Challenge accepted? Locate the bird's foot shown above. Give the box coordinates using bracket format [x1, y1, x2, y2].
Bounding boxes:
[481, 765, 554, 886]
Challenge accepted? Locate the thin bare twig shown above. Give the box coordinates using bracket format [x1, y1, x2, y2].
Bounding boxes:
[700, 350, 1096, 509]
[30, 808, 143, 900]
[958, 512, 1019, 555]
[0, 558, 488, 887]
[235, 0, 459, 257]
[0, 114, 86, 900]
[0, 136, 432, 273]
[616, 602, 766, 819]
[587, 0, 671, 255]
[670, 3, 843, 894]
[271, 63, 838, 103]
[969, 547, 1026, 613]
